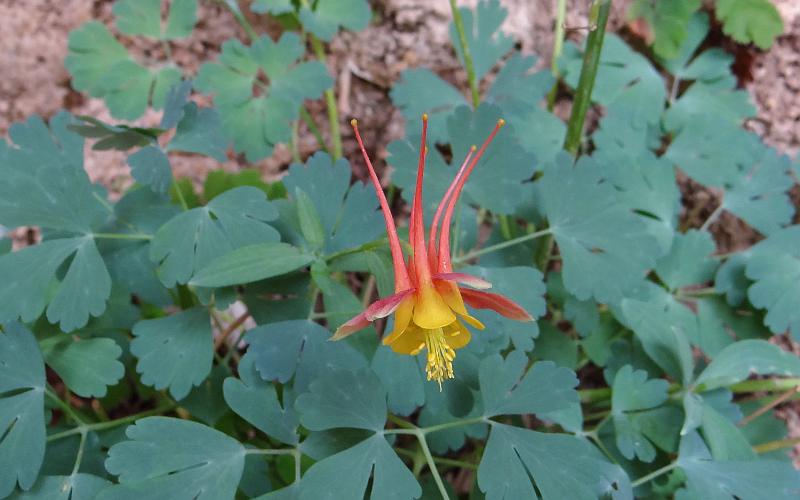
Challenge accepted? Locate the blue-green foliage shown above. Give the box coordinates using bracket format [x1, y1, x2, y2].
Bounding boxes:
[3, 2, 800, 499]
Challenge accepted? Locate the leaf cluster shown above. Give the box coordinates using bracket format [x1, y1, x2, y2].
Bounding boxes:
[2, 1, 800, 499]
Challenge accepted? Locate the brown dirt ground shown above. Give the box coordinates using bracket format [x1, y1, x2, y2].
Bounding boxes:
[2, 0, 799, 466]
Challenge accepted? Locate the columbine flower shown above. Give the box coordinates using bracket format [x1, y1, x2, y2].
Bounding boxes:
[332, 114, 533, 387]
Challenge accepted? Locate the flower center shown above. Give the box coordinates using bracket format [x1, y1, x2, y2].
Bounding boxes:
[423, 327, 455, 390]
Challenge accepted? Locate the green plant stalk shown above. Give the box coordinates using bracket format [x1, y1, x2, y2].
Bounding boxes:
[309, 36, 343, 160]
[71, 430, 88, 476]
[92, 232, 153, 241]
[217, 0, 258, 40]
[47, 402, 177, 442]
[45, 387, 87, 426]
[739, 385, 800, 427]
[418, 432, 451, 500]
[547, 0, 568, 110]
[580, 377, 800, 404]
[753, 436, 800, 454]
[173, 180, 190, 211]
[394, 448, 478, 470]
[299, 105, 330, 153]
[563, 0, 611, 155]
[453, 228, 553, 264]
[448, 0, 480, 107]
[290, 119, 301, 163]
[538, 0, 612, 272]
[631, 461, 678, 488]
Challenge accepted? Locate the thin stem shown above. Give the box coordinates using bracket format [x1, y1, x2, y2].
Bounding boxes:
[300, 105, 330, 154]
[753, 436, 800, 454]
[245, 448, 297, 456]
[162, 40, 173, 60]
[290, 119, 301, 163]
[674, 287, 718, 299]
[448, 0, 480, 107]
[454, 228, 552, 264]
[217, 0, 257, 40]
[579, 387, 612, 403]
[418, 432, 451, 500]
[631, 462, 678, 488]
[551, 0, 568, 75]
[309, 35, 343, 160]
[547, 0, 568, 110]
[92, 191, 115, 214]
[579, 378, 800, 407]
[47, 403, 176, 442]
[214, 311, 251, 350]
[71, 430, 87, 476]
[421, 416, 487, 435]
[45, 387, 87, 426]
[563, 0, 612, 155]
[384, 428, 420, 436]
[740, 385, 800, 427]
[361, 275, 376, 308]
[173, 181, 190, 211]
[669, 76, 681, 104]
[730, 378, 800, 394]
[388, 414, 418, 430]
[700, 203, 724, 232]
[91, 232, 153, 241]
[294, 448, 302, 484]
[535, 232, 556, 272]
[394, 447, 477, 470]
[307, 286, 320, 320]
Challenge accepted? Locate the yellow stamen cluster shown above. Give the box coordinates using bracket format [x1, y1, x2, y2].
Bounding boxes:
[423, 328, 455, 390]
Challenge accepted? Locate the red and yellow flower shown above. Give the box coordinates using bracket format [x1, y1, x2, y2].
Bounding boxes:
[332, 115, 533, 387]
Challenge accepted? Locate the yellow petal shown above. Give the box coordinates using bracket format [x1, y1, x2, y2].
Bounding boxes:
[387, 324, 426, 355]
[436, 280, 469, 316]
[459, 312, 485, 330]
[444, 321, 472, 350]
[382, 297, 415, 345]
[413, 285, 456, 329]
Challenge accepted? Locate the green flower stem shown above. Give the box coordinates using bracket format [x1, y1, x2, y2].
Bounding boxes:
[71, 429, 88, 476]
[290, 119, 301, 163]
[300, 105, 330, 154]
[418, 432, 451, 500]
[631, 461, 678, 488]
[394, 448, 478, 470]
[245, 448, 297, 456]
[47, 402, 177, 442]
[453, 228, 552, 264]
[309, 35, 343, 160]
[45, 387, 87, 426]
[383, 419, 460, 500]
[538, 1, 612, 272]
[448, 0, 480, 107]
[388, 413, 417, 429]
[217, 0, 258, 40]
[535, 232, 556, 272]
[674, 287, 718, 299]
[699, 203, 724, 232]
[563, 0, 612, 155]
[739, 385, 800, 427]
[728, 377, 800, 394]
[173, 181, 190, 211]
[753, 436, 800, 454]
[580, 377, 800, 405]
[547, 0, 568, 110]
[307, 286, 320, 320]
[386, 415, 488, 436]
[91, 232, 153, 241]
